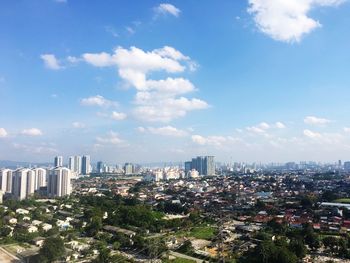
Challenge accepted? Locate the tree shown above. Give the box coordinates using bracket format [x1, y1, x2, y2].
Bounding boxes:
[38, 237, 65, 263]
[289, 239, 307, 258]
[85, 216, 102, 237]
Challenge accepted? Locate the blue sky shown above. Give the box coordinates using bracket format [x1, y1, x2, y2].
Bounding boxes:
[1, 0, 350, 163]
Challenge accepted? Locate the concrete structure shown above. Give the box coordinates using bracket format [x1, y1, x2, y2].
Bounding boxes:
[33, 168, 47, 189]
[12, 168, 30, 200]
[0, 169, 13, 193]
[48, 167, 72, 197]
[54, 156, 63, 167]
[81, 155, 91, 175]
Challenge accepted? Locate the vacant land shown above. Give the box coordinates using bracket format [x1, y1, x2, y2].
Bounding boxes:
[0, 247, 20, 263]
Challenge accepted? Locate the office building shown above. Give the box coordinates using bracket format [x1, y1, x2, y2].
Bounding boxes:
[48, 167, 72, 197]
[68, 156, 75, 171]
[82, 155, 91, 175]
[124, 163, 134, 175]
[186, 156, 215, 176]
[97, 161, 104, 173]
[54, 156, 63, 167]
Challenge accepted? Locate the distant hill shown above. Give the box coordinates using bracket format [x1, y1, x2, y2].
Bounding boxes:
[0, 160, 51, 169]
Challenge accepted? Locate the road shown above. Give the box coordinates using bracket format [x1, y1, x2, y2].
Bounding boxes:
[169, 251, 209, 263]
[0, 247, 21, 263]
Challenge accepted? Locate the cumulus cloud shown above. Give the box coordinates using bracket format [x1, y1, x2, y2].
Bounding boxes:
[40, 54, 62, 70]
[140, 126, 188, 137]
[21, 128, 43, 136]
[72, 122, 85, 128]
[80, 95, 117, 108]
[248, 0, 345, 42]
[154, 3, 181, 17]
[81, 46, 207, 122]
[192, 134, 241, 147]
[96, 131, 125, 145]
[246, 122, 270, 133]
[303, 129, 322, 139]
[275, 122, 286, 129]
[0, 128, 8, 138]
[111, 111, 127, 121]
[304, 116, 331, 125]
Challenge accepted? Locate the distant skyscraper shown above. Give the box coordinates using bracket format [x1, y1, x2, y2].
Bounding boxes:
[12, 168, 30, 200]
[97, 161, 104, 173]
[184, 161, 192, 175]
[124, 163, 134, 175]
[73, 156, 82, 174]
[0, 169, 13, 193]
[188, 156, 215, 176]
[54, 156, 63, 167]
[82, 155, 91, 175]
[48, 167, 72, 197]
[68, 156, 75, 171]
[33, 168, 47, 189]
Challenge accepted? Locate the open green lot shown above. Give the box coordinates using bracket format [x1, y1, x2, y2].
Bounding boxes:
[334, 198, 350, 204]
[164, 258, 196, 263]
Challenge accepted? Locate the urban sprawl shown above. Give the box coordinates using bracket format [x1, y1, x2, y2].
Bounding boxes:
[1, 157, 350, 262]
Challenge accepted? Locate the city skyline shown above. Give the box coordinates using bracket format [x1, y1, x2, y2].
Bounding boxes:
[1, 1, 350, 163]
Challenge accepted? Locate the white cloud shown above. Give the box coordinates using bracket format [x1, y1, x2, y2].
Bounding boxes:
[80, 95, 117, 108]
[275, 122, 286, 129]
[72, 122, 85, 128]
[303, 129, 322, 139]
[96, 131, 125, 145]
[344, 127, 350, 132]
[40, 54, 62, 70]
[81, 46, 207, 122]
[21, 128, 43, 136]
[111, 111, 127, 121]
[248, 0, 345, 43]
[192, 134, 241, 147]
[304, 116, 331, 125]
[143, 126, 188, 137]
[246, 122, 270, 133]
[0, 128, 8, 138]
[155, 3, 181, 17]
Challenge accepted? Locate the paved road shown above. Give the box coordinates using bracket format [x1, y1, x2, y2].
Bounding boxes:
[169, 251, 209, 263]
[0, 247, 21, 263]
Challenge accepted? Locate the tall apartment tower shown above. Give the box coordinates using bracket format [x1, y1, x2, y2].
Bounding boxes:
[189, 156, 215, 176]
[12, 168, 30, 200]
[48, 167, 72, 197]
[33, 168, 47, 189]
[0, 169, 13, 193]
[73, 156, 82, 174]
[124, 163, 134, 175]
[54, 156, 63, 167]
[68, 156, 75, 171]
[81, 155, 91, 175]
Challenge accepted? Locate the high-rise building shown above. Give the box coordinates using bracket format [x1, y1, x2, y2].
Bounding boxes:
[68, 156, 75, 171]
[73, 156, 82, 174]
[0, 169, 13, 193]
[33, 168, 47, 189]
[48, 167, 72, 197]
[54, 156, 63, 167]
[124, 163, 134, 175]
[97, 161, 104, 173]
[12, 168, 30, 200]
[187, 156, 215, 176]
[81, 155, 91, 175]
[184, 161, 192, 175]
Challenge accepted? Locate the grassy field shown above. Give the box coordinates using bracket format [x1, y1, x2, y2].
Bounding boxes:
[334, 198, 350, 203]
[189, 226, 217, 240]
